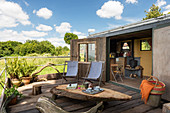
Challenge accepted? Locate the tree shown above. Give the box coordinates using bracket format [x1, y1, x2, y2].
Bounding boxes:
[56, 46, 63, 56]
[143, 4, 163, 20]
[63, 46, 69, 51]
[64, 33, 78, 44]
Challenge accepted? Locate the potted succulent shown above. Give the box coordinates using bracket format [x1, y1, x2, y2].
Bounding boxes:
[6, 58, 21, 86]
[20, 58, 37, 85]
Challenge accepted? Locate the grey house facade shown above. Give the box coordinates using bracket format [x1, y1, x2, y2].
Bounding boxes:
[70, 15, 170, 101]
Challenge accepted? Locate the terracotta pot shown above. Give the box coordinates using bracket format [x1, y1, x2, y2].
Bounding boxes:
[22, 77, 31, 85]
[9, 96, 17, 105]
[11, 79, 21, 87]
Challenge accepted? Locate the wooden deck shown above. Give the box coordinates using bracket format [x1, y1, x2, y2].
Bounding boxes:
[7, 79, 162, 113]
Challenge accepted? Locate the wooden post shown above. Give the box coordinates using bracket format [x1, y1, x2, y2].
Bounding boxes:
[32, 85, 42, 95]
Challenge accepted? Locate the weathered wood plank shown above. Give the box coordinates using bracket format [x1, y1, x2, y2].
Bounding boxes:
[63, 101, 96, 112]
[103, 92, 141, 109]
[102, 98, 143, 113]
[146, 108, 162, 113]
[120, 104, 154, 113]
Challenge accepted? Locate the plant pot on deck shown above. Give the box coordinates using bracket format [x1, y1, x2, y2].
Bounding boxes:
[11, 79, 21, 87]
[22, 77, 31, 85]
[8, 96, 17, 105]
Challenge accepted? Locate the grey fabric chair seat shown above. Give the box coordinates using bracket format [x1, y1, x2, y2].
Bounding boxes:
[62, 61, 78, 83]
[83, 61, 105, 86]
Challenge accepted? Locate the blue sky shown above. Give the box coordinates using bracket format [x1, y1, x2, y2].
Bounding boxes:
[0, 0, 170, 47]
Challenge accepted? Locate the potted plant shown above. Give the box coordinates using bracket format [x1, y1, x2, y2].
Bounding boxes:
[6, 58, 21, 86]
[20, 58, 37, 85]
[0, 81, 22, 105]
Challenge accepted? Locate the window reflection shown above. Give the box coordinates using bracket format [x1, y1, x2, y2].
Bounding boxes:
[79, 43, 95, 62]
[88, 44, 95, 61]
[140, 40, 152, 51]
[79, 44, 86, 62]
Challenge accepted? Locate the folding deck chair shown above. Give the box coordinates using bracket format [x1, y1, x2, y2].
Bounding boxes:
[62, 61, 78, 83]
[111, 64, 123, 82]
[83, 61, 105, 86]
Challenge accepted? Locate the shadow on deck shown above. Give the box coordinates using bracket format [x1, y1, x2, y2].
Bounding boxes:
[8, 78, 162, 113]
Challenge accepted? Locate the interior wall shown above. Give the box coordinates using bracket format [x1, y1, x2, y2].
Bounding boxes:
[134, 38, 152, 76]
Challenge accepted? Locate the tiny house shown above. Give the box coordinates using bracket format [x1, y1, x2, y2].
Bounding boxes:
[70, 15, 170, 101]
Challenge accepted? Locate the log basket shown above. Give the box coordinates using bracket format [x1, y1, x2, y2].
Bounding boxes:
[147, 76, 166, 95]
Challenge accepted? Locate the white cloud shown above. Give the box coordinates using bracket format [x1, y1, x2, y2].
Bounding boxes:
[123, 17, 140, 23]
[0, 15, 19, 28]
[107, 24, 122, 29]
[23, 0, 29, 6]
[36, 37, 69, 47]
[0, 29, 30, 42]
[22, 30, 48, 37]
[55, 22, 72, 37]
[33, 10, 36, 14]
[0, 0, 31, 28]
[96, 1, 124, 19]
[73, 31, 87, 39]
[88, 29, 95, 33]
[35, 8, 53, 19]
[156, 0, 166, 8]
[163, 5, 170, 14]
[125, 0, 138, 4]
[47, 38, 69, 47]
[73, 31, 83, 35]
[36, 24, 53, 31]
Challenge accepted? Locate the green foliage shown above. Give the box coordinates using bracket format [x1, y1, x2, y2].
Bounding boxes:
[55, 46, 70, 56]
[0, 41, 22, 57]
[0, 40, 56, 57]
[6, 58, 21, 79]
[19, 58, 38, 77]
[56, 46, 63, 56]
[143, 4, 163, 20]
[64, 33, 78, 44]
[63, 46, 69, 51]
[4, 85, 22, 98]
[0, 40, 70, 57]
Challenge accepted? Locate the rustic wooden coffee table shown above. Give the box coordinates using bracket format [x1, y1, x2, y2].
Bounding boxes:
[50, 84, 132, 102]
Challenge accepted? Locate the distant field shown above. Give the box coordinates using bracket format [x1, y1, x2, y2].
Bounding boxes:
[0, 56, 70, 96]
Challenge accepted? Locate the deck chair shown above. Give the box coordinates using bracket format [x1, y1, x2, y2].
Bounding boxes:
[83, 61, 105, 86]
[62, 61, 78, 83]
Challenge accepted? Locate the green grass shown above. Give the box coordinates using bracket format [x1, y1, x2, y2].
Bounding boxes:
[0, 57, 70, 96]
[35, 65, 67, 75]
